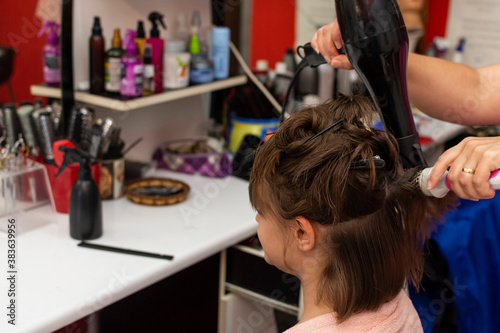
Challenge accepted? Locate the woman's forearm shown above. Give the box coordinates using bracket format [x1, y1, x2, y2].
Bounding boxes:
[406, 53, 493, 125]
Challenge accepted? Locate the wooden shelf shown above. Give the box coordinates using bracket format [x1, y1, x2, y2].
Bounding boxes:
[30, 75, 247, 111]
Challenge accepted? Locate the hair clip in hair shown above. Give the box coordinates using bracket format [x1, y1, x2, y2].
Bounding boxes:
[350, 155, 386, 170]
[305, 119, 343, 143]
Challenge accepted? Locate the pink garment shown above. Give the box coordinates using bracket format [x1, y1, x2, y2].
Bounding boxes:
[284, 290, 422, 333]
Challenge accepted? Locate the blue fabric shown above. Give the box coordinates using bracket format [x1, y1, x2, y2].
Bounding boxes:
[411, 195, 500, 333]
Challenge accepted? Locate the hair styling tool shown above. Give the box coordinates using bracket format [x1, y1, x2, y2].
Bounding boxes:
[36, 111, 56, 165]
[16, 104, 39, 154]
[99, 117, 116, 156]
[68, 106, 94, 151]
[417, 168, 500, 198]
[88, 121, 104, 162]
[2, 104, 23, 148]
[335, 0, 426, 168]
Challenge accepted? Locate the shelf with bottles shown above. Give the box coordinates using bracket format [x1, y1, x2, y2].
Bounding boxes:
[29, 75, 247, 112]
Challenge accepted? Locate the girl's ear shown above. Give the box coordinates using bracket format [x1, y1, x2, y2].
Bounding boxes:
[294, 216, 317, 252]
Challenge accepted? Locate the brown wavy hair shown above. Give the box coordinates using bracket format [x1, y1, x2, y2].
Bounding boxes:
[248, 95, 456, 322]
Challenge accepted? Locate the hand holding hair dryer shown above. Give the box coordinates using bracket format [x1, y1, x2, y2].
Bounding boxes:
[335, 0, 426, 168]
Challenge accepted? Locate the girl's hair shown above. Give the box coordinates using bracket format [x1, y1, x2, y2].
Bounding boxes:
[249, 95, 456, 323]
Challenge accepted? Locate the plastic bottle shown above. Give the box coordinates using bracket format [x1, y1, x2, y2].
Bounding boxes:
[143, 44, 155, 95]
[163, 40, 190, 89]
[189, 10, 214, 85]
[146, 12, 167, 93]
[317, 65, 335, 101]
[253, 59, 269, 85]
[189, 10, 201, 55]
[135, 21, 146, 58]
[89, 16, 105, 94]
[120, 30, 143, 100]
[295, 65, 318, 101]
[57, 146, 102, 240]
[282, 49, 297, 73]
[211, 27, 230, 80]
[37, 21, 61, 87]
[274, 62, 293, 107]
[105, 28, 124, 95]
[175, 12, 189, 47]
[452, 38, 466, 64]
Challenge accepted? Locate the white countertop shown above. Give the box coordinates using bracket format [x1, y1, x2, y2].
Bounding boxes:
[0, 170, 257, 333]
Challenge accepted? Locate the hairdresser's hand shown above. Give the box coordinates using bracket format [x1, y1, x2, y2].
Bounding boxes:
[311, 20, 353, 70]
[428, 136, 500, 200]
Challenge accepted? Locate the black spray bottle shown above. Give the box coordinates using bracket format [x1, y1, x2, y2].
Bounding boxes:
[57, 146, 102, 240]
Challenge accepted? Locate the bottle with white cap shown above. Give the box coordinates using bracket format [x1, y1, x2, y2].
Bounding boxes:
[253, 59, 269, 85]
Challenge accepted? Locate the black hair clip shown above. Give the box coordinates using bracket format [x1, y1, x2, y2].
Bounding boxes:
[350, 156, 386, 170]
[305, 119, 343, 143]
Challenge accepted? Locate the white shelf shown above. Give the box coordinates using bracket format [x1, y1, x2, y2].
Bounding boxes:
[30, 75, 248, 111]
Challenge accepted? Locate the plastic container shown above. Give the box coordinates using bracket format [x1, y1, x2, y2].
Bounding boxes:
[0, 161, 55, 220]
[163, 40, 190, 89]
[211, 27, 230, 79]
[228, 116, 280, 153]
[190, 55, 214, 85]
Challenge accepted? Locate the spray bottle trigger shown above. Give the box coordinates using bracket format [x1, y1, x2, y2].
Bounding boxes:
[55, 146, 82, 178]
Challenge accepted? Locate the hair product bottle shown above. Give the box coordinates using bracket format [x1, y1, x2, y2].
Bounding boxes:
[143, 44, 155, 95]
[89, 16, 105, 94]
[38, 21, 61, 87]
[163, 40, 190, 89]
[146, 12, 167, 93]
[188, 10, 213, 85]
[120, 30, 143, 100]
[105, 28, 124, 95]
[211, 27, 230, 80]
[135, 20, 146, 58]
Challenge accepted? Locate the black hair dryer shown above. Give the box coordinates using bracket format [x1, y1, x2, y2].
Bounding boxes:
[335, 0, 426, 168]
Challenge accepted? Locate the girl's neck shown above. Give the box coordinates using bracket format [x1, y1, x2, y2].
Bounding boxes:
[298, 275, 334, 324]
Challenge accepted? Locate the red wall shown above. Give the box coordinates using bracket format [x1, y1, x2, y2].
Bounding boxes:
[0, 0, 45, 104]
[250, 0, 296, 70]
[426, 0, 450, 46]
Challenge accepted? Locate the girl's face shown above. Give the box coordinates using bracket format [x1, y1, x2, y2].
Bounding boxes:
[256, 212, 290, 273]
